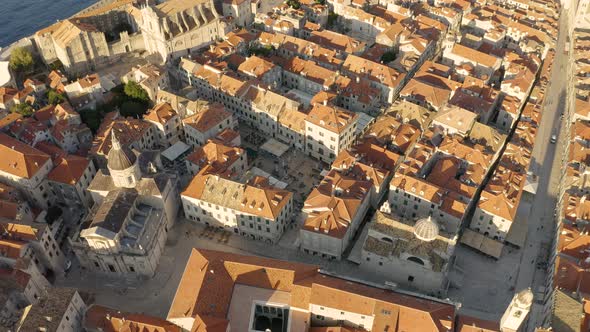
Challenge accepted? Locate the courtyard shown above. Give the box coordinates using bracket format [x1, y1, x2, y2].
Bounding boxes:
[239, 123, 324, 205]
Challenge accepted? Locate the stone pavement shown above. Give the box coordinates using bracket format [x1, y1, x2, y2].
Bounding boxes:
[56, 219, 385, 319]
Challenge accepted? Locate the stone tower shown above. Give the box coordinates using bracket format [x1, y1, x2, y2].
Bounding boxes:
[500, 288, 533, 332]
[107, 132, 141, 188]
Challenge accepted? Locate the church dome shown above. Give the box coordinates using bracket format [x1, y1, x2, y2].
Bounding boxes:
[107, 132, 137, 171]
[414, 216, 439, 242]
[514, 289, 533, 307]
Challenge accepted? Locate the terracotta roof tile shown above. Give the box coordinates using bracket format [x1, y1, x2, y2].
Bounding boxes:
[0, 133, 51, 179]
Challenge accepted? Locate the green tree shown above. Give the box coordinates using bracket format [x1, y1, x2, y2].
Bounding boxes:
[48, 60, 64, 72]
[247, 45, 274, 57]
[80, 108, 105, 133]
[286, 0, 301, 9]
[9, 47, 34, 73]
[47, 89, 67, 105]
[327, 12, 339, 28]
[120, 100, 147, 118]
[380, 51, 396, 64]
[11, 102, 34, 117]
[123, 81, 150, 103]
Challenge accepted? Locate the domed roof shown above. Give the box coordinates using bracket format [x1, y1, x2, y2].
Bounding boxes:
[107, 132, 137, 171]
[514, 288, 533, 307]
[414, 216, 439, 242]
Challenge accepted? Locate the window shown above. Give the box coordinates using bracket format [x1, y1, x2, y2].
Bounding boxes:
[408, 276, 415, 282]
[129, 266, 135, 272]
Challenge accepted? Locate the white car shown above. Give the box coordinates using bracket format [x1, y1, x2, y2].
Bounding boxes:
[550, 135, 557, 144]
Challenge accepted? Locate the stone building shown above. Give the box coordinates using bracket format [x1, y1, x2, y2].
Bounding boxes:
[360, 210, 456, 295]
[182, 102, 237, 147]
[70, 134, 179, 278]
[16, 288, 88, 332]
[304, 103, 358, 164]
[144, 102, 183, 148]
[222, 0, 253, 27]
[0, 211, 69, 276]
[181, 173, 293, 243]
[84, 304, 181, 331]
[185, 139, 247, 177]
[299, 169, 372, 260]
[138, 0, 228, 62]
[34, 20, 110, 76]
[0, 133, 53, 209]
[46, 154, 97, 208]
[166, 249, 458, 332]
[122, 64, 169, 102]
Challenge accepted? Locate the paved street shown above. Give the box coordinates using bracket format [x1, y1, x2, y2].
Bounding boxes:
[523, 3, 576, 329]
[446, 6, 574, 328]
[56, 219, 389, 318]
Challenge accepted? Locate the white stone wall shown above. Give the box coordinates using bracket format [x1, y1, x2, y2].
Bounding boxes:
[300, 228, 345, 259]
[0, 158, 53, 209]
[183, 113, 236, 147]
[470, 207, 511, 241]
[277, 123, 305, 151]
[148, 115, 183, 148]
[182, 193, 292, 243]
[223, 0, 253, 27]
[304, 119, 356, 163]
[310, 303, 374, 330]
[300, 192, 370, 259]
[55, 292, 86, 332]
[388, 187, 461, 234]
[495, 107, 517, 133]
[282, 71, 324, 95]
[139, 1, 226, 62]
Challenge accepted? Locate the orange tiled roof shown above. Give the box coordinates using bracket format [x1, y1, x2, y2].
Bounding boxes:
[145, 102, 178, 125]
[47, 155, 90, 185]
[167, 249, 456, 332]
[183, 103, 231, 133]
[182, 173, 292, 220]
[85, 304, 181, 332]
[0, 133, 50, 179]
[186, 140, 244, 176]
[306, 104, 357, 134]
